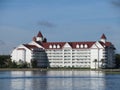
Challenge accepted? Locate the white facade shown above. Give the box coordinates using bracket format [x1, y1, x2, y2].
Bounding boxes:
[11, 32, 115, 69]
[11, 45, 32, 63]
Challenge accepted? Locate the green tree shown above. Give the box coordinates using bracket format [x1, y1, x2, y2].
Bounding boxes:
[94, 59, 97, 70]
[101, 59, 105, 68]
[6, 59, 13, 68]
[0, 55, 10, 68]
[22, 62, 28, 68]
[31, 59, 37, 68]
[11, 61, 18, 68]
[17, 60, 28, 68]
[115, 54, 120, 68]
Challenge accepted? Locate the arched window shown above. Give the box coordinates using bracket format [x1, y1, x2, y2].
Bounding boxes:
[49, 45, 52, 48]
[76, 44, 79, 48]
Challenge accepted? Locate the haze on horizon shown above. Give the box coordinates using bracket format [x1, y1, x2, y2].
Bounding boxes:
[0, 0, 120, 55]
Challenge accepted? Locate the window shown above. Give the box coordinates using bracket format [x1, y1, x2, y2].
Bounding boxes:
[80, 44, 83, 48]
[49, 45, 52, 48]
[76, 44, 79, 48]
[84, 44, 88, 48]
[53, 45, 56, 48]
[57, 45, 60, 48]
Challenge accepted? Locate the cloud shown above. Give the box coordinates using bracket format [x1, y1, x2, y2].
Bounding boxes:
[111, 0, 120, 7]
[37, 21, 56, 28]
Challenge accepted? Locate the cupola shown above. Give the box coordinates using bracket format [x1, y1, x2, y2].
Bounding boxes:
[100, 34, 107, 43]
[36, 31, 44, 42]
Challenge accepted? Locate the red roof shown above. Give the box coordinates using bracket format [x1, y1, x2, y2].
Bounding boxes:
[23, 44, 38, 50]
[99, 41, 112, 47]
[101, 34, 106, 39]
[37, 31, 43, 37]
[17, 48, 26, 50]
[41, 42, 65, 49]
[105, 42, 111, 47]
[36, 41, 95, 49]
[69, 42, 95, 49]
[23, 41, 113, 50]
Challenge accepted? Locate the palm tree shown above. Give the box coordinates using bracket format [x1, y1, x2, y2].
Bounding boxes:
[101, 59, 104, 68]
[94, 59, 97, 70]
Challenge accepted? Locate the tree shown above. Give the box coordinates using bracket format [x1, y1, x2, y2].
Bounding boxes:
[17, 60, 29, 68]
[0, 55, 10, 68]
[115, 54, 120, 68]
[94, 59, 97, 69]
[6, 59, 13, 68]
[22, 62, 28, 68]
[101, 59, 105, 68]
[11, 61, 18, 68]
[31, 59, 37, 68]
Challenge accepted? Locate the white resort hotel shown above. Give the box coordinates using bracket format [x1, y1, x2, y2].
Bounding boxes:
[11, 31, 115, 69]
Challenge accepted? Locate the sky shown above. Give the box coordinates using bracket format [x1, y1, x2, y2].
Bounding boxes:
[0, 0, 120, 54]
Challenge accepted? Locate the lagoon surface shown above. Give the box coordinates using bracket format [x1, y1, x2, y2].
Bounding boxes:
[0, 70, 120, 90]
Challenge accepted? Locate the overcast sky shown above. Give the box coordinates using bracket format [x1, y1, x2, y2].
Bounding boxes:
[0, 0, 120, 54]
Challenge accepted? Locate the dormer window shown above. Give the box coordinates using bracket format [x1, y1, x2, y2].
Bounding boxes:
[84, 44, 88, 48]
[80, 44, 83, 48]
[53, 45, 56, 48]
[76, 44, 79, 48]
[49, 45, 52, 48]
[57, 45, 60, 48]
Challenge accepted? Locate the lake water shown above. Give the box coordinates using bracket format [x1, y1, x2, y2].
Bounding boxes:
[0, 70, 120, 90]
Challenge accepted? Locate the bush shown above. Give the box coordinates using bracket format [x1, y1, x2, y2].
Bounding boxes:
[31, 60, 37, 68]
[0, 55, 10, 68]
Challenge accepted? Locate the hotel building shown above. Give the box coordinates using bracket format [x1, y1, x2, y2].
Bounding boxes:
[11, 31, 115, 69]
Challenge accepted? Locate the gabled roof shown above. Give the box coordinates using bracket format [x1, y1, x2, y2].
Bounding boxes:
[101, 34, 106, 39]
[37, 31, 43, 37]
[23, 44, 38, 50]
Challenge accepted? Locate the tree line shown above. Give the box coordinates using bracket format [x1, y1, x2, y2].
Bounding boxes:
[0, 55, 37, 68]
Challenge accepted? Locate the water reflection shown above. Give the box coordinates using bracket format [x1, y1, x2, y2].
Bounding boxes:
[32, 71, 47, 90]
[10, 71, 32, 90]
[46, 71, 105, 90]
[0, 70, 120, 90]
[0, 71, 11, 90]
